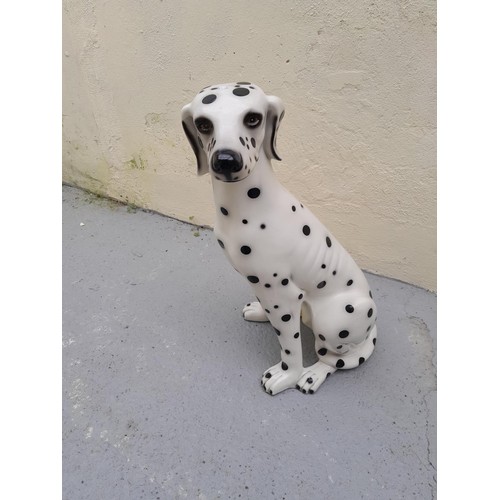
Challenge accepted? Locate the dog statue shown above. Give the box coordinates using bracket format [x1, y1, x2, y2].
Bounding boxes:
[182, 82, 377, 395]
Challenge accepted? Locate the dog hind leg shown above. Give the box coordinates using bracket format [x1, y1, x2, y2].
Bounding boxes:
[242, 301, 269, 322]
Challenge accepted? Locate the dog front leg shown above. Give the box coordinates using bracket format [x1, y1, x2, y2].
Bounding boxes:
[253, 284, 305, 395]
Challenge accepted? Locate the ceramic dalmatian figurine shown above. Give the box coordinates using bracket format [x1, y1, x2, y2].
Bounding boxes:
[181, 82, 377, 395]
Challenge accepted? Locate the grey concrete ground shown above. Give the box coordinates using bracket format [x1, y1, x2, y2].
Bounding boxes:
[62, 185, 436, 500]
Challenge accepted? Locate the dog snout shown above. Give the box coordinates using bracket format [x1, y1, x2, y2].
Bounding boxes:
[211, 150, 243, 174]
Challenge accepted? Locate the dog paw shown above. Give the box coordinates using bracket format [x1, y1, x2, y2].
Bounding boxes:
[296, 361, 336, 394]
[242, 301, 269, 322]
[261, 362, 302, 395]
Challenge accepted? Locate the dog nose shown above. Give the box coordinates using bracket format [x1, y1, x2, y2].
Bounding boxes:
[211, 150, 243, 174]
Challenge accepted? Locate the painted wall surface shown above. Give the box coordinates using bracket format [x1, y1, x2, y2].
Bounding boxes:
[62, 0, 436, 291]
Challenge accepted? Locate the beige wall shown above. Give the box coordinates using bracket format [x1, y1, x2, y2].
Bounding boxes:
[62, 0, 436, 291]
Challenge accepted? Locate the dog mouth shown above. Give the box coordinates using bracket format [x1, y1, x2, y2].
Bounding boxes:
[213, 172, 248, 182]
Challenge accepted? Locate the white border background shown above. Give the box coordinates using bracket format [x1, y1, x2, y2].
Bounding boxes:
[438, 0, 499, 498]
[3, 2, 62, 498]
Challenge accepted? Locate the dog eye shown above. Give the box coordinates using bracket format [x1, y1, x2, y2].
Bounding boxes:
[244, 113, 263, 128]
[195, 117, 213, 134]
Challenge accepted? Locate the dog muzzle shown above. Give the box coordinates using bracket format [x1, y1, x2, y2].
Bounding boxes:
[211, 149, 244, 181]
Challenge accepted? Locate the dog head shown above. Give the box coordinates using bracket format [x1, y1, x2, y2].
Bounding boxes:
[181, 82, 284, 182]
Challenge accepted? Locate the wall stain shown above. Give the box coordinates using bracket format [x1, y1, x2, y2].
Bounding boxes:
[126, 156, 147, 170]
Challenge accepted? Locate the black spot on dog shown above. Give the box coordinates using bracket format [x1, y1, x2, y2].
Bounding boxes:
[281, 314, 291, 322]
[359, 357, 365, 365]
[336, 359, 345, 368]
[294, 332, 300, 339]
[302, 225, 311, 236]
[345, 304, 354, 313]
[248, 187, 261, 198]
[242, 219, 248, 224]
[292, 205, 296, 212]
[368, 308, 374, 318]
[247, 275, 259, 283]
[318, 334, 326, 341]
[321, 264, 326, 269]
[251, 137, 256, 148]
[274, 328, 281, 336]
[239, 137, 245, 146]
[298, 294, 303, 300]
[265, 283, 271, 288]
[217, 239, 225, 249]
[260, 224, 266, 229]
[285, 349, 290, 355]
[281, 362, 288, 371]
[317, 281, 326, 289]
[233, 87, 250, 96]
[318, 348, 327, 356]
[326, 236, 332, 248]
[281, 279, 289, 286]
[339, 330, 349, 338]
[241, 245, 251, 255]
[202, 94, 217, 104]
[220, 207, 229, 216]
[347, 279, 353, 286]
[332, 270, 337, 276]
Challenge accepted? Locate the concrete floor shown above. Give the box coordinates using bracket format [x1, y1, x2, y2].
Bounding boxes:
[62, 185, 436, 500]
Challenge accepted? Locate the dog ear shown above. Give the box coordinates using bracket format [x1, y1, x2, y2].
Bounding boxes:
[263, 95, 285, 161]
[181, 104, 209, 176]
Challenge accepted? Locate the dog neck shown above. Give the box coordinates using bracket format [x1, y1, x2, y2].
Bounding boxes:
[211, 155, 284, 220]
